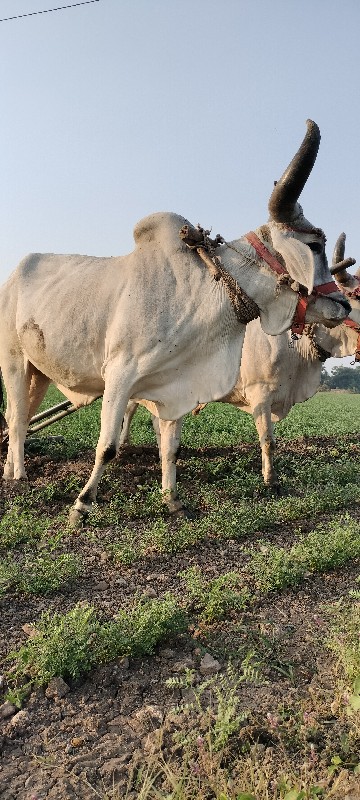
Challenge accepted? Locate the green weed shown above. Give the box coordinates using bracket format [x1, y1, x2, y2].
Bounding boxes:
[6, 595, 188, 693]
[180, 566, 250, 622]
[0, 508, 52, 550]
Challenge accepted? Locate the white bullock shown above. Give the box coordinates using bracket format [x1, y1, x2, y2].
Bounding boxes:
[0, 121, 350, 523]
[121, 313, 360, 507]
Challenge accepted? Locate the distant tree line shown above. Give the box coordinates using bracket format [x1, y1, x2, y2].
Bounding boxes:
[320, 365, 360, 392]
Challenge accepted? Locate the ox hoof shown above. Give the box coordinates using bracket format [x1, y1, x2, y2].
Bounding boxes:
[68, 507, 89, 528]
[177, 507, 196, 520]
[166, 504, 196, 520]
[1, 477, 29, 495]
[264, 481, 281, 496]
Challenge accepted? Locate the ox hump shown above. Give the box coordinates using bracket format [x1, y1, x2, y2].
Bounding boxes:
[133, 212, 189, 246]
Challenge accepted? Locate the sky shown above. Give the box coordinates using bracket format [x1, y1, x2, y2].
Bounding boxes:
[1, 0, 360, 372]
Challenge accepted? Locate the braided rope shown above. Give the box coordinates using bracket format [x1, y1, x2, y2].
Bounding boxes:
[303, 325, 331, 363]
[183, 225, 260, 325]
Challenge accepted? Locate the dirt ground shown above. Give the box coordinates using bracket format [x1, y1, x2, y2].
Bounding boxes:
[1, 442, 360, 799]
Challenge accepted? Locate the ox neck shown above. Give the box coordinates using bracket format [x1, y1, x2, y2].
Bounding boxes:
[244, 231, 308, 334]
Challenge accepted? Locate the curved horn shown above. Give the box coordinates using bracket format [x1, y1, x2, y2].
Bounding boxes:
[330, 234, 357, 279]
[268, 119, 321, 223]
[332, 232, 346, 266]
[330, 257, 357, 276]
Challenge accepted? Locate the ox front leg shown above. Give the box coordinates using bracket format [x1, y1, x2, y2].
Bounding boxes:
[69, 372, 134, 527]
[157, 417, 184, 514]
[250, 399, 279, 490]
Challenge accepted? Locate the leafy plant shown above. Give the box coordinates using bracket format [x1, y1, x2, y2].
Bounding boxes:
[180, 566, 249, 622]
[6, 595, 188, 694]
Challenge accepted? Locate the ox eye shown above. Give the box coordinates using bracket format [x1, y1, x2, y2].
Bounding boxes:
[308, 242, 323, 254]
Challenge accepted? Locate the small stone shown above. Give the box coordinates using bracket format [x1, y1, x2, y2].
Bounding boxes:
[99, 755, 130, 779]
[45, 676, 70, 700]
[142, 728, 162, 754]
[116, 577, 128, 588]
[0, 701, 17, 719]
[117, 656, 130, 670]
[24, 775, 38, 789]
[71, 736, 84, 747]
[22, 623, 38, 638]
[9, 709, 29, 728]
[94, 580, 109, 591]
[143, 587, 157, 598]
[131, 705, 163, 733]
[159, 648, 176, 659]
[199, 653, 221, 676]
[171, 656, 194, 673]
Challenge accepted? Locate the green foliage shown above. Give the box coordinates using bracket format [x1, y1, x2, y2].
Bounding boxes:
[249, 544, 306, 593]
[326, 598, 360, 683]
[321, 365, 360, 392]
[8, 604, 103, 686]
[17, 552, 81, 595]
[0, 508, 52, 550]
[248, 517, 360, 594]
[0, 552, 81, 596]
[0, 559, 19, 596]
[168, 663, 249, 753]
[7, 596, 188, 691]
[180, 566, 249, 622]
[113, 594, 188, 657]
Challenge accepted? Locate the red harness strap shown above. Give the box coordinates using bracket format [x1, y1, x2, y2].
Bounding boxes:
[312, 281, 341, 296]
[291, 296, 309, 335]
[244, 231, 309, 334]
[245, 231, 288, 276]
[343, 318, 360, 362]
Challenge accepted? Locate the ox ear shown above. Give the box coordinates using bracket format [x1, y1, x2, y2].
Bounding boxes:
[270, 229, 316, 294]
[259, 290, 299, 336]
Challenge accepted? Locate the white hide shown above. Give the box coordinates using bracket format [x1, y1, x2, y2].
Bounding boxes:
[123, 316, 360, 500]
[0, 211, 349, 518]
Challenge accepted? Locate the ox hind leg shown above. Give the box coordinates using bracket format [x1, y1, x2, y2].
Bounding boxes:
[243, 395, 279, 490]
[120, 405, 185, 514]
[119, 400, 139, 446]
[69, 364, 136, 526]
[27, 365, 51, 421]
[154, 417, 184, 513]
[2, 360, 49, 480]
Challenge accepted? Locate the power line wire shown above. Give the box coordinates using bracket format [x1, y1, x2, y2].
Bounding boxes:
[0, 1, 100, 23]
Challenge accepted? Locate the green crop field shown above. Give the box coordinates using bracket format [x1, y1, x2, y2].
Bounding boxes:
[1, 389, 359, 799]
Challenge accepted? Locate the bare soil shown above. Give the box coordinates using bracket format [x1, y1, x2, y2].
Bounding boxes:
[1, 440, 360, 799]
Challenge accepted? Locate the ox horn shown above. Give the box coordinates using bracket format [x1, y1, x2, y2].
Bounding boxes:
[332, 232, 346, 265]
[330, 232, 356, 280]
[268, 119, 320, 223]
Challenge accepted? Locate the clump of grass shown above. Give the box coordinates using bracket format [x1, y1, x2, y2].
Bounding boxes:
[6, 595, 188, 694]
[326, 598, 360, 684]
[0, 508, 52, 550]
[177, 518, 360, 618]
[0, 551, 81, 596]
[248, 516, 360, 594]
[91, 481, 165, 526]
[180, 566, 250, 622]
[18, 552, 81, 595]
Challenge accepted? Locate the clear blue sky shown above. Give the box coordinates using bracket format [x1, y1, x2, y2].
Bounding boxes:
[1, 0, 359, 371]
